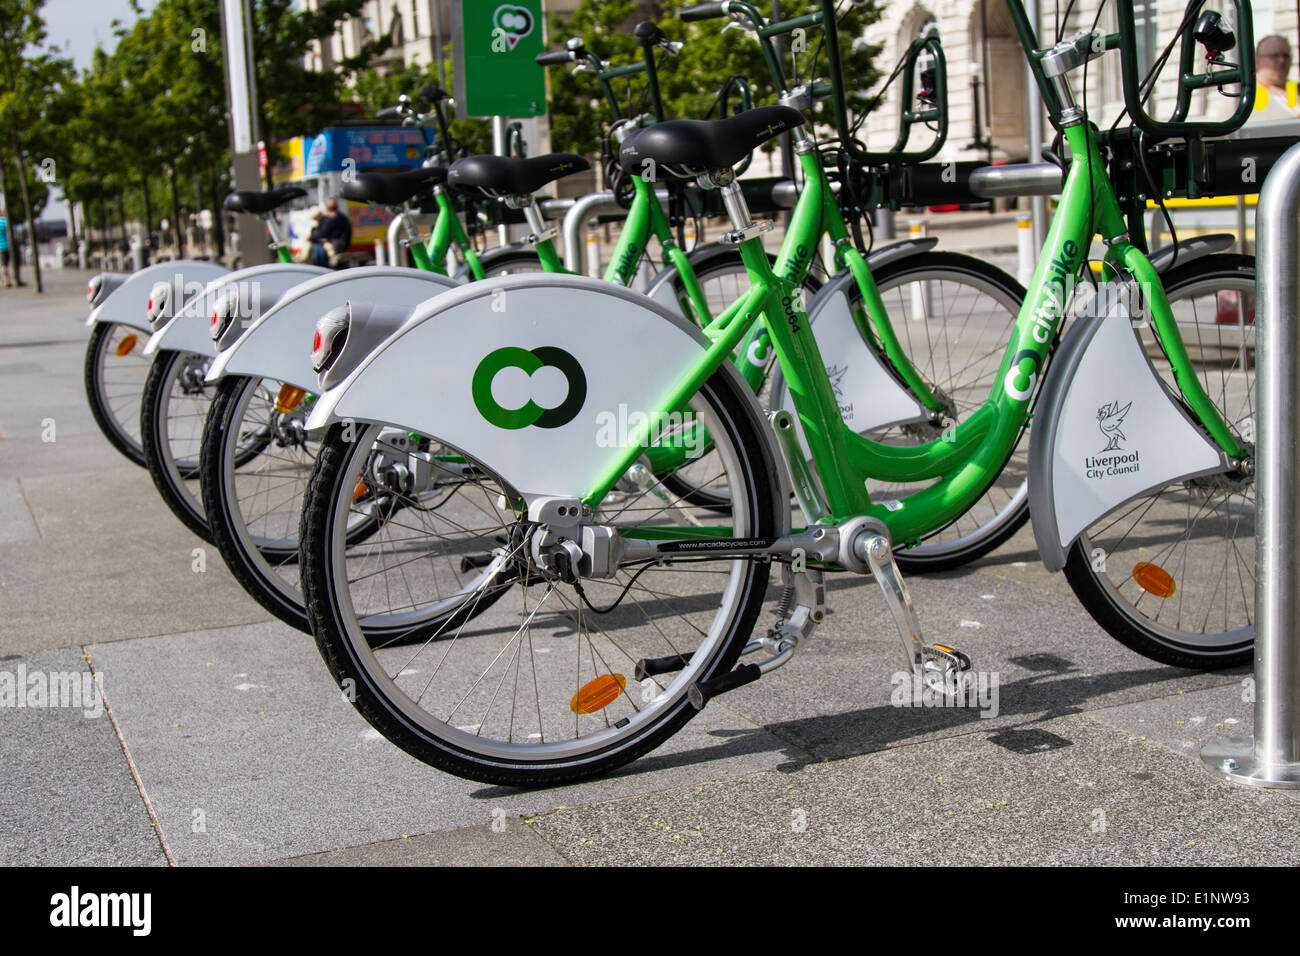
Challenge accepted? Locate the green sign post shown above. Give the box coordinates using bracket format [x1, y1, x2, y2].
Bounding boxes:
[451, 0, 548, 119]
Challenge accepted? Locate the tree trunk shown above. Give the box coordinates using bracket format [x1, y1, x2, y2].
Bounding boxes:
[99, 190, 109, 264]
[116, 188, 127, 252]
[207, 162, 225, 258]
[67, 197, 78, 249]
[169, 163, 185, 259]
[0, 154, 13, 283]
[8, 129, 43, 292]
[140, 174, 153, 248]
[0, 35, 42, 292]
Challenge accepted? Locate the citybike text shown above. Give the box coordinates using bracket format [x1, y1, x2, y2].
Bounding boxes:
[595, 404, 705, 458]
[615, 242, 641, 282]
[783, 243, 809, 284]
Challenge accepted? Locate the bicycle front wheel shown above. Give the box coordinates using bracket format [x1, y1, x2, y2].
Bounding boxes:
[299, 369, 780, 786]
[1062, 254, 1256, 669]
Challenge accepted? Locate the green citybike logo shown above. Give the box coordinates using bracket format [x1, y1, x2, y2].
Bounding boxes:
[472, 346, 587, 429]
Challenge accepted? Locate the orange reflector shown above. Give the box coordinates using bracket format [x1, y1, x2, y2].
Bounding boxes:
[275, 384, 307, 414]
[570, 674, 627, 714]
[353, 480, 369, 502]
[1133, 562, 1176, 598]
[115, 334, 138, 357]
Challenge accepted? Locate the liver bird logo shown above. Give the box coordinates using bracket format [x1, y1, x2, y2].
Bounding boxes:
[826, 364, 848, 399]
[1097, 400, 1132, 452]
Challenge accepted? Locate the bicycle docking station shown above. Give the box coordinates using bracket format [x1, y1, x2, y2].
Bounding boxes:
[1201, 140, 1300, 789]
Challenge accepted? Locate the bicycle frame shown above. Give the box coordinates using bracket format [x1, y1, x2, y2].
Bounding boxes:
[585, 110, 1245, 553]
[417, 188, 487, 277]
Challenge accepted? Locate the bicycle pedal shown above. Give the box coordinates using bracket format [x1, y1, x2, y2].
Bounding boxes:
[635, 653, 693, 680]
[688, 663, 762, 710]
[920, 643, 973, 698]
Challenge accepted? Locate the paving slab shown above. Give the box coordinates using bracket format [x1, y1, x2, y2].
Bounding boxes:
[1088, 681, 1255, 758]
[719, 566, 1244, 762]
[0, 478, 41, 544]
[527, 713, 1300, 866]
[265, 819, 569, 866]
[86, 621, 798, 865]
[0, 647, 165, 866]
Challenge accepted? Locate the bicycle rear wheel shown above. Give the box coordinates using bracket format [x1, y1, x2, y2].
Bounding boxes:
[299, 368, 779, 786]
[771, 251, 1028, 571]
[140, 349, 216, 541]
[84, 322, 151, 467]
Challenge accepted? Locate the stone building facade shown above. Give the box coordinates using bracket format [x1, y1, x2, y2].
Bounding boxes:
[859, 0, 1298, 164]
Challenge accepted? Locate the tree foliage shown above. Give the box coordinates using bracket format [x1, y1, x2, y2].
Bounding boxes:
[542, 0, 885, 155]
[10, 0, 392, 247]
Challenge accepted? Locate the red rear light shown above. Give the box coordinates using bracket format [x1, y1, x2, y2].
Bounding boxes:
[312, 306, 350, 373]
[87, 282, 95, 302]
[210, 308, 221, 329]
[147, 298, 154, 312]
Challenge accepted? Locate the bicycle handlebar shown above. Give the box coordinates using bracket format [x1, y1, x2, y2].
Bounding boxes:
[680, 2, 727, 22]
[535, 49, 574, 66]
[1115, 0, 1254, 139]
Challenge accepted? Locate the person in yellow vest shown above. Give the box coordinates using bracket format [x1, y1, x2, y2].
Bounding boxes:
[1253, 35, 1300, 121]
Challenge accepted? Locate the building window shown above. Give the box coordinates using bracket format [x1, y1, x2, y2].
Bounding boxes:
[1133, 0, 1159, 71]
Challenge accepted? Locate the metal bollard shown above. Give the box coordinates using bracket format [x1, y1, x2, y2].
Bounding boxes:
[1016, 215, 1034, 287]
[586, 233, 601, 278]
[373, 239, 387, 267]
[1200, 140, 1300, 789]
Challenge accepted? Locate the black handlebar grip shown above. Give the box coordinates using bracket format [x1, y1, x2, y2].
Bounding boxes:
[535, 49, 573, 65]
[634, 20, 668, 46]
[418, 84, 447, 103]
[680, 3, 726, 22]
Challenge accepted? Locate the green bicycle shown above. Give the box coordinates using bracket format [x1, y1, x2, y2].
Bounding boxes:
[295, 0, 1260, 786]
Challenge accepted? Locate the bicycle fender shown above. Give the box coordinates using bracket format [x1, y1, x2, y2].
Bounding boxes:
[206, 268, 457, 388]
[143, 263, 326, 360]
[1027, 288, 1228, 572]
[85, 260, 230, 332]
[769, 267, 930, 457]
[1149, 233, 1235, 274]
[84, 272, 127, 316]
[305, 273, 736, 502]
[863, 237, 938, 269]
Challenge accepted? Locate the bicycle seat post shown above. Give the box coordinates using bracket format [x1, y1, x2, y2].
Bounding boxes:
[263, 212, 286, 253]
